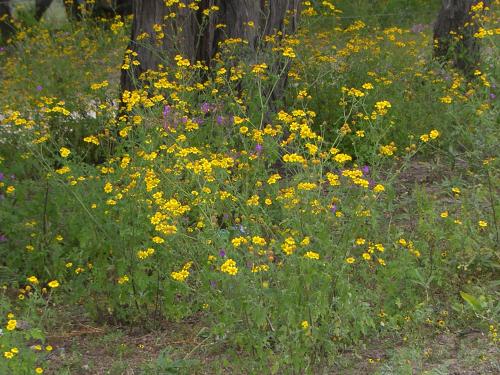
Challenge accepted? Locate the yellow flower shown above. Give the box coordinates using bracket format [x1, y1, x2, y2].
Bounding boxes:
[83, 135, 100, 145]
[152, 236, 165, 244]
[301, 237, 311, 246]
[137, 248, 155, 260]
[231, 236, 248, 247]
[346, 257, 356, 264]
[267, 174, 281, 184]
[304, 251, 320, 260]
[252, 236, 267, 246]
[220, 259, 238, 275]
[246, 195, 260, 206]
[379, 143, 397, 156]
[355, 238, 366, 245]
[297, 182, 316, 191]
[282, 47, 296, 58]
[301, 320, 309, 329]
[373, 184, 385, 193]
[420, 134, 430, 142]
[59, 147, 71, 158]
[90, 80, 109, 90]
[104, 182, 113, 193]
[27, 276, 39, 284]
[6, 185, 15, 194]
[440, 211, 448, 218]
[6, 319, 16, 330]
[429, 129, 440, 139]
[478, 220, 488, 228]
[48, 280, 60, 288]
[333, 153, 352, 164]
[35, 368, 44, 374]
[117, 275, 129, 284]
[374, 100, 391, 114]
[4, 351, 14, 359]
[233, 116, 245, 125]
[56, 166, 71, 174]
[251, 264, 270, 273]
[170, 268, 189, 282]
[281, 237, 296, 255]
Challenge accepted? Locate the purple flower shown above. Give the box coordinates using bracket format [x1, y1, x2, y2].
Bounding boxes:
[0, 172, 4, 181]
[255, 144, 263, 154]
[361, 166, 370, 175]
[36, 85, 43, 91]
[210, 280, 217, 288]
[200, 102, 211, 114]
[163, 105, 171, 117]
[219, 249, 226, 258]
[331, 204, 337, 214]
[0, 234, 7, 242]
[490, 93, 496, 100]
[217, 115, 224, 125]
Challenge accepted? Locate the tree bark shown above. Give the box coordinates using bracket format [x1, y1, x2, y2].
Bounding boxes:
[120, 0, 301, 93]
[0, 0, 12, 44]
[433, 0, 489, 74]
[120, 0, 198, 92]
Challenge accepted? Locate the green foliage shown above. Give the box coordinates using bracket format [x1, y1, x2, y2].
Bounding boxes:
[0, 1, 498, 373]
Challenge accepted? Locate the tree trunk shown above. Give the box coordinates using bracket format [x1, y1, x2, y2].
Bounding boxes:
[433, 0, 489, 74]
[120, 0, 197, 92]
[120, 0, 301, 93]
[0, 0, 12, 44]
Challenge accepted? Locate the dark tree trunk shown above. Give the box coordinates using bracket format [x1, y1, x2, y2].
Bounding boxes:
[120, 0, 301, 93]
[0, 0, 12, 43]
[35, 0, 133, 22]
[120, 0, 198, 92]
[433, 0, 489, 74]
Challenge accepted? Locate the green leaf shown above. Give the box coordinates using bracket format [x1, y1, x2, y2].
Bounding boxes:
[0, 266, 17, 284]
[460, 291, 481, 311]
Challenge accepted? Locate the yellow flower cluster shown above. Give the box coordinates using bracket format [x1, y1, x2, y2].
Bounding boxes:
[220, 259, 238, 275]
[137, 248, 155, 260]
[171, 262, 193, 282]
